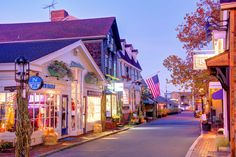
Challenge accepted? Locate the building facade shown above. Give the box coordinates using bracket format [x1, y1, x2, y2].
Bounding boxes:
[0, 39, 106, 145]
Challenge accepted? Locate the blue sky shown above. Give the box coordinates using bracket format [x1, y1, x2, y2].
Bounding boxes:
[0, 0, 198, 94]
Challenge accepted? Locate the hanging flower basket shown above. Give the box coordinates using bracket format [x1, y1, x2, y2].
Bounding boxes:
[48, 60, 73, 79]
[84, 72, 98, 84]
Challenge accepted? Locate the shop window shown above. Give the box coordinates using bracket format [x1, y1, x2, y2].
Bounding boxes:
[112, 95, 117, 117]
[0, 93, 16, 133]
[29, 93, 59, 131]
[106, 95, 111, 117]
[87, 96, 101, 122]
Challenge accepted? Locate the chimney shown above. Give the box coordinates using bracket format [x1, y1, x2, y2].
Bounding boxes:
[51, 10, 69, 21]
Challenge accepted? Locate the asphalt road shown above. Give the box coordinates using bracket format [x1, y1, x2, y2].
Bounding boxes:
[48, 111, 200, 157]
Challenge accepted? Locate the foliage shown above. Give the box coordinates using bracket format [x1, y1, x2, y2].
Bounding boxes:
[0, 142, 13, 152]
[163, 0, 219, 94]
[84, 72, 98, 84]
[176, 0, 220, 56]
[48, 60, 73, 79]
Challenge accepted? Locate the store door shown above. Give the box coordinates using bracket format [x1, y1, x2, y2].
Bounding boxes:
[82, 96, 87, 134]
[61, 95, 68, 135]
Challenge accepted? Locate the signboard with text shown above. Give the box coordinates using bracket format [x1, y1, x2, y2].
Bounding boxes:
[28, 76, 43, 90]
[114, 83, 124, 92]
[193, 54, 215, 70]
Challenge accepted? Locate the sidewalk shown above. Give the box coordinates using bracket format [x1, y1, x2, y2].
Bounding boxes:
[0, 126, 131, 157]
[186, 132, 230, 157]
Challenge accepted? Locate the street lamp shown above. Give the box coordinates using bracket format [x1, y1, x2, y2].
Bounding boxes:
[15, 56, 30, 84]
[14, 56, 31, 157]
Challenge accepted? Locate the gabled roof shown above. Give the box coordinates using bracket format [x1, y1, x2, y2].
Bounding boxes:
[0, 17, 115, 43]
[0, 39, 79, 63]
[0, 39, 107, 83]
[119, 51, 142, 70]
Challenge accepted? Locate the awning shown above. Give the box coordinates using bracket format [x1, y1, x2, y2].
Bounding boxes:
[70, 61, 84, 69]
[205, 51, 229, 67]
[143, 98, 155, 104]
[212, 89, 223, 100]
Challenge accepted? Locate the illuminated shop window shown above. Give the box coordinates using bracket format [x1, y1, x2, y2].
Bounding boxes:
[112, 95, 117, 117]
[106, 95, 111, 117]
[29, 93, 59, 131]
[0, 92, 16, 133]
[87, 97, 101, 122]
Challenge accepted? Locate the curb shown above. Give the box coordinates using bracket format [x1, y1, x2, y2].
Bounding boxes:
[185, 134, 203, 157]
[37, 127, 130, 157]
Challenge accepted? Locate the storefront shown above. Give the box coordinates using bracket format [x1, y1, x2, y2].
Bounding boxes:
[85, 90, 102, 132]
[0, 39, 106, 146]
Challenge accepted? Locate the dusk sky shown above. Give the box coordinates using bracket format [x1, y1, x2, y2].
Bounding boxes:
[0, 0, 199, 94]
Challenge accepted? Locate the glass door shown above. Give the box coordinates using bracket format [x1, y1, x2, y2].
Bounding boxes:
[61, 95, 68, 135]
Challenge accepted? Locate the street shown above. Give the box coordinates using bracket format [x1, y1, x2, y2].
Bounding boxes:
[48, 111, 200, 157]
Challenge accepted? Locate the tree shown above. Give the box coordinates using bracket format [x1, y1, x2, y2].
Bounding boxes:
[163, 0, 220, 95]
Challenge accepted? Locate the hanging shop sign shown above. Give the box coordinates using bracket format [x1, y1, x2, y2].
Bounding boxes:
[193, 54, 215, 70]
[87, 90, 102, 97]
[28, 76, 44, 90]
[220, 0, 236, 9]
[114, 83, 124, 92]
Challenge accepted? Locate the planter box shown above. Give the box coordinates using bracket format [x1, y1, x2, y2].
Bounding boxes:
[202, 123, 211, 131]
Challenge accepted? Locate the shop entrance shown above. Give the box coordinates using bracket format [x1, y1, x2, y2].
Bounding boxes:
[61, 95, 68, 135]
[82, 96, 87, 134]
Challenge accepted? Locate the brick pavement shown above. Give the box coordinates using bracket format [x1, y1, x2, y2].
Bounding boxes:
[190, 132, 230, 157]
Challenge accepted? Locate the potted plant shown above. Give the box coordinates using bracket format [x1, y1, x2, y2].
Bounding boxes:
[0, 142, 14, 153]
[202, 120, 211, 131]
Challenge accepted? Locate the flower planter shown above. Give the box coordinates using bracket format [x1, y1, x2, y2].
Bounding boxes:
[202, 123, 211, 131]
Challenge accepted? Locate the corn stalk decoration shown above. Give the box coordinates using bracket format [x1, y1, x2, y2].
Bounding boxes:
[15, 87, 32, 157]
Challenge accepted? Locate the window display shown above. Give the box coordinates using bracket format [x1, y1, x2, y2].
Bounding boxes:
[29, 93, 59, 131]
[0, 92, 16, 132]
[87, 96, 101, 122]
[112, 95, 117, 117]
[106, 95, 111, 117]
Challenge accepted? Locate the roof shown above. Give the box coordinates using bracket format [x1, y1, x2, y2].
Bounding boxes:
[0, 39, 79, 63]
[0, 17, 115, 43]
[119, 51, 142, 70]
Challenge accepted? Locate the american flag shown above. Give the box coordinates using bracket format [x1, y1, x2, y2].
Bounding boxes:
[145, 74, 160, 98]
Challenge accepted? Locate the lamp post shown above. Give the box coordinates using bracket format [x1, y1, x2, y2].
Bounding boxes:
[15, 56, 31, 157]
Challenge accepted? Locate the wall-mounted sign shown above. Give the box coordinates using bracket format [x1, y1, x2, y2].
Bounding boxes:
[28, 76, 43, 90]
[220, 0, 236, 9]
[123, 89, 129, 104]
[87, 90, 102, 97]
[114, 83, 124, 92]
[43, 83, 56, 89]
[193, 54, 215, 70]
[4, 86, 18, 92]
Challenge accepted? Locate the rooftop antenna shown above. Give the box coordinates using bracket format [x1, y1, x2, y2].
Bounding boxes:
[43, 0, 57, 19]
